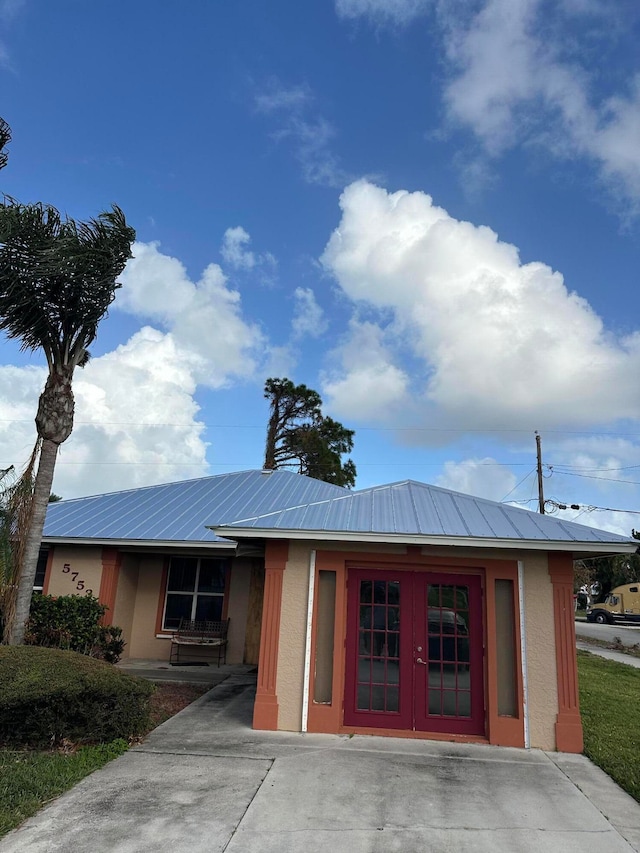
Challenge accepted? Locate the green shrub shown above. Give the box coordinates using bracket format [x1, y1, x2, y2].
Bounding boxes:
[0, 646, 154, 746]
[25, 594, 125, 663]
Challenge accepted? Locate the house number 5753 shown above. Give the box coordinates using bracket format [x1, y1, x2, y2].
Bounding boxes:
[62, 563, 93, 596]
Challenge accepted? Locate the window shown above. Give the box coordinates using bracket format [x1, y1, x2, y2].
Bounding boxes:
[162, 556, 228, 631]
[33, 548, 49, 592]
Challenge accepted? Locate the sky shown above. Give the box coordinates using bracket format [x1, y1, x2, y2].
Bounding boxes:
[1, 0, 640, 536]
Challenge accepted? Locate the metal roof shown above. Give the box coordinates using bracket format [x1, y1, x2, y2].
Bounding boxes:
[214, 479, 636, 553]
[43, 469, 349, 545]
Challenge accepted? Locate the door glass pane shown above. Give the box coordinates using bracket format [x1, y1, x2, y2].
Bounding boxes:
[426, 583, 473, 719]
[386, 687, 399, 712]
[355, 578, 401, 714]
[360, 581, 372, 603]
[428, 690, 442, 715]
[457, 692, 471, 717]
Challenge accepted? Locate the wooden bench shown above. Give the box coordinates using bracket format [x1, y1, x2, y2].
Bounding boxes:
[169, 618, 229, 666]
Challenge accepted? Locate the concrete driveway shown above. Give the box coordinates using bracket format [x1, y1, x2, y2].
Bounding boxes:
[2, 670, 640, 853]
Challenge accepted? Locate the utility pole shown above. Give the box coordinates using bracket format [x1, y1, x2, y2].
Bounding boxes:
[535, 431, 545, 514]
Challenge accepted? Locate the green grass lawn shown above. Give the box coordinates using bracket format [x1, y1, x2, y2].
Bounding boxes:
[578, 650, 640, 802]
[0, 740, 128, 836]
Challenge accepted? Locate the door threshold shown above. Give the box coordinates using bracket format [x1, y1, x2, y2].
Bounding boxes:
[338, 725, 489, 744]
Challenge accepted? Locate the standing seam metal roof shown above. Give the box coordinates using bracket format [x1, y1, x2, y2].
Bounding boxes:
[43, 470, 349, 543]
[215, 479, 634, 545]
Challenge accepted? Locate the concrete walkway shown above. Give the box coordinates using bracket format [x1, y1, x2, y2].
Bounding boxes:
[2, 671, 640, 853]
[577, 641, 640, 668]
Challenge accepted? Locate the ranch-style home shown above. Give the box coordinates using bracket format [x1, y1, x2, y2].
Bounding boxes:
[40, 468, 636, 753]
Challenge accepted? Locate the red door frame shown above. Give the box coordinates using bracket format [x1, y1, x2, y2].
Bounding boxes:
[414, 572, 485, 735]
[344, 568, 485, 735]
[344, 569, 413, 729]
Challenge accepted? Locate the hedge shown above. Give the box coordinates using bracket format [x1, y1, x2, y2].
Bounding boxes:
[0, 646, 154, 745]
[25, 594, 125, 663]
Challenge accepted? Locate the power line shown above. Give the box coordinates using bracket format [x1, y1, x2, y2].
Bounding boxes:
[545, 499, 640, 516]
[4, 415, 640, 438]
[547, 470, 640, 486]
[500, 468, 536, 502]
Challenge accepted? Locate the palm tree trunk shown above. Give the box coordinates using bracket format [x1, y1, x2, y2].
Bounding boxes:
[7, 438, 59, 645]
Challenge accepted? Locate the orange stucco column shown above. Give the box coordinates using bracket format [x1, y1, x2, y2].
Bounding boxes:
[98, 548, 121, 626]
[253, 540, 288, 731]
[549, 552, 583, 753]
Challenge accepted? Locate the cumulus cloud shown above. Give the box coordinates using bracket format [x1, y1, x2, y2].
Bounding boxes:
[220, 227, 256, 270]
[291, 287, 328, 339]
[337, 0, 640, 205]
[441, 0, 640, 203]
[322, 320, 410, 420]
[118, 241, 265, 388]
[0, 240, 274, 497]
[0, 332, 209, 498]
[254, 79, 350, 188]
[0, 0, 26, 70]
[220, 226, 277, 276]
[436, 458, 517, 502]
[335, 0, 431, 26]
[320, 180, 640, 431]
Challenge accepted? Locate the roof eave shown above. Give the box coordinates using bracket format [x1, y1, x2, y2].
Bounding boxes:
[42, 536, 237, 550]
[212, 526, 637, 556]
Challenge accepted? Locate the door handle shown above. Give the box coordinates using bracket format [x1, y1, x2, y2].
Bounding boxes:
[415, 657, 428, 665]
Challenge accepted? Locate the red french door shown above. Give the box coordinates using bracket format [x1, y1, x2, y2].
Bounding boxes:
[344, 569, 484, 735]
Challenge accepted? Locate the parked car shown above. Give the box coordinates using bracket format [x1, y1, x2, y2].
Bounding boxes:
[428, 608, 469, 664]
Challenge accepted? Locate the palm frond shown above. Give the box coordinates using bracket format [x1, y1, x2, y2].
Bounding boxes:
[0, 199, 136, 367]
[0, 118, 10, 171]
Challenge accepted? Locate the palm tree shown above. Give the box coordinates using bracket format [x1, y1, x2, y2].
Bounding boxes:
[0, 198, 135, 644]
[0, 118, 11, 171]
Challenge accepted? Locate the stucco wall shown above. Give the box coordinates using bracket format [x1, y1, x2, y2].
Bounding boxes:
[273, 541, 562, 748]
[276, 542, 311, 731]
[522, 552, 558, 750]
[112, 553, 140, 659]
[127, 555, 168, 660]
[46, 546, 103, 599]
[226, 557, 251, 664]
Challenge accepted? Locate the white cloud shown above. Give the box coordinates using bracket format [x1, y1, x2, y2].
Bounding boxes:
[321, 320, 410, 420]
[255, 82, 312, 113]
[321, 180, 640, 431]
[118, 241, 265, 388]
[0, 332, 209, 498]
[337, 0, 640, 206]
[440, 0, 640, 203]
[436, 458, 517, 502]
[221, 227, 256, 270]
[220, 226, 277, 279]
[255, 79, 350, 188]
[335, 0, 431, 26]
[0, 240, 275, 497]
[292, 287, 328, 339]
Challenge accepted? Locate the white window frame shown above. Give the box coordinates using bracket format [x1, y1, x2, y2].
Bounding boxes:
[161, 556, 227, 631]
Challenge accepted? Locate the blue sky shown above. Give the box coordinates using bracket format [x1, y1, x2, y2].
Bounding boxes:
[2, 0, 640, 535]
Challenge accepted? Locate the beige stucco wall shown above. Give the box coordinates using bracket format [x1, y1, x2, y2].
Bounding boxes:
[127, 555, 169, 659]
[276, 542, 312, 731]
[47, 546, 103, 598]
[226, 557, 251, 664]
[274, 540, 562, 748]
[521, 552, 558, 750]
[111, 554, 140, 659]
